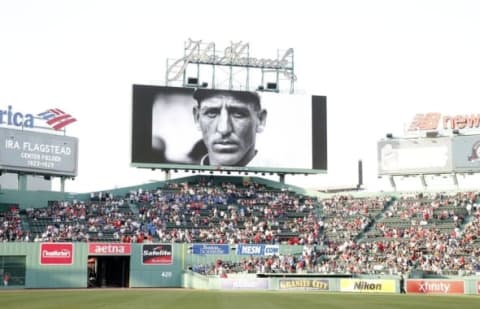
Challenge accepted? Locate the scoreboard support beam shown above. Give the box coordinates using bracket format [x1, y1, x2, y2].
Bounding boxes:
[164, 169, 171, 181]
[17, 174, 27, 191]
[389, 176, 396, 191]
[452, 173, 459, 189]
[420, 175, 427, 190]
[60, 177, 66, 193]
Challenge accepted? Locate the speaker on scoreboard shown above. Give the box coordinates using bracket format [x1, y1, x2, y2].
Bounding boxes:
[187, 77, 199, 85]
[266, 82, 278, 91]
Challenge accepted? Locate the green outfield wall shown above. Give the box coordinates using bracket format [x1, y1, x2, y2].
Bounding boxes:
[1, 242, 479, 295]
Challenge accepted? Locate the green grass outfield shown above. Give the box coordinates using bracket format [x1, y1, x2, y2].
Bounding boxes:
[1, 289, 480, 309]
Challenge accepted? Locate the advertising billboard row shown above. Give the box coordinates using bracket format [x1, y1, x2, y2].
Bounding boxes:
[131, 85, 327, 173]
[0, 127, 78, 176]
[190, 244, 279, 256]
[39, 243, 173, 265]
[378, 134, 480, 175]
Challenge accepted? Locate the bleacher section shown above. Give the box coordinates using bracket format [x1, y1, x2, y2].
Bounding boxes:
[1, 176, 479, 276]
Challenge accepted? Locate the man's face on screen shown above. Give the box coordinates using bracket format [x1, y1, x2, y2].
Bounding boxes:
[194, 95, 266, 166]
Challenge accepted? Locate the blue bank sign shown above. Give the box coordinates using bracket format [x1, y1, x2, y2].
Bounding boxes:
[0, 106, 34, 128]
[0, 105, 77, 131]
[192, 244, 229, 255]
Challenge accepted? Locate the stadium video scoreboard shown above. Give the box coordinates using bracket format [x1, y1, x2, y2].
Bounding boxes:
[0, 127, 78, 177]
[131, 85, 327, 174]
[378, 134, 480, 175]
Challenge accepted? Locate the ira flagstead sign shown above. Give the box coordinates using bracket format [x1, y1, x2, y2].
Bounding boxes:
[0, 127, 78, 176]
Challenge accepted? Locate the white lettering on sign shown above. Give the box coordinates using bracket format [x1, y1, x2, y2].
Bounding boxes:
[94, 244, 125, 254]
[419, 281, 450, 293]
[22, 142, 71, 155]
[241, 246, 261, 255]
[42, 249, 71, 258]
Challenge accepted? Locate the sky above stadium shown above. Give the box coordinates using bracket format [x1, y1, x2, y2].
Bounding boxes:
[1, 0, 480, 193]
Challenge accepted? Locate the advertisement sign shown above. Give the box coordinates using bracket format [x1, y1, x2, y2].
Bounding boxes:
[279, 279, 330, 291]
[88, 243, 132, 255]
[339, 279, 396, 293]
[0, 127, 78, 176]
[0, 105, 76, 131]
[220, 278, 269, 290]
[142, 244, 173, 265]
[131, 85, 327, 173]
[236, 244, 279, 256]
[378, 138, 453, 175]
[408, 112, 480, 132]
[192, 244, 229, 255]
[406, 280, 464, 294]
[451, 135, 480, 172]
[40, 243, 73, 265]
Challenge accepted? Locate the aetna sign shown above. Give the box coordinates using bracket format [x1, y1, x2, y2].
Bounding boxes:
[40, 243, 73, 265]
[88, 243, 132, 255]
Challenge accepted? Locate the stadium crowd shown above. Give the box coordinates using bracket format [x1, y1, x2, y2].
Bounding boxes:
[0, 206, 25, 242]
[1, 179, 480, 276]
